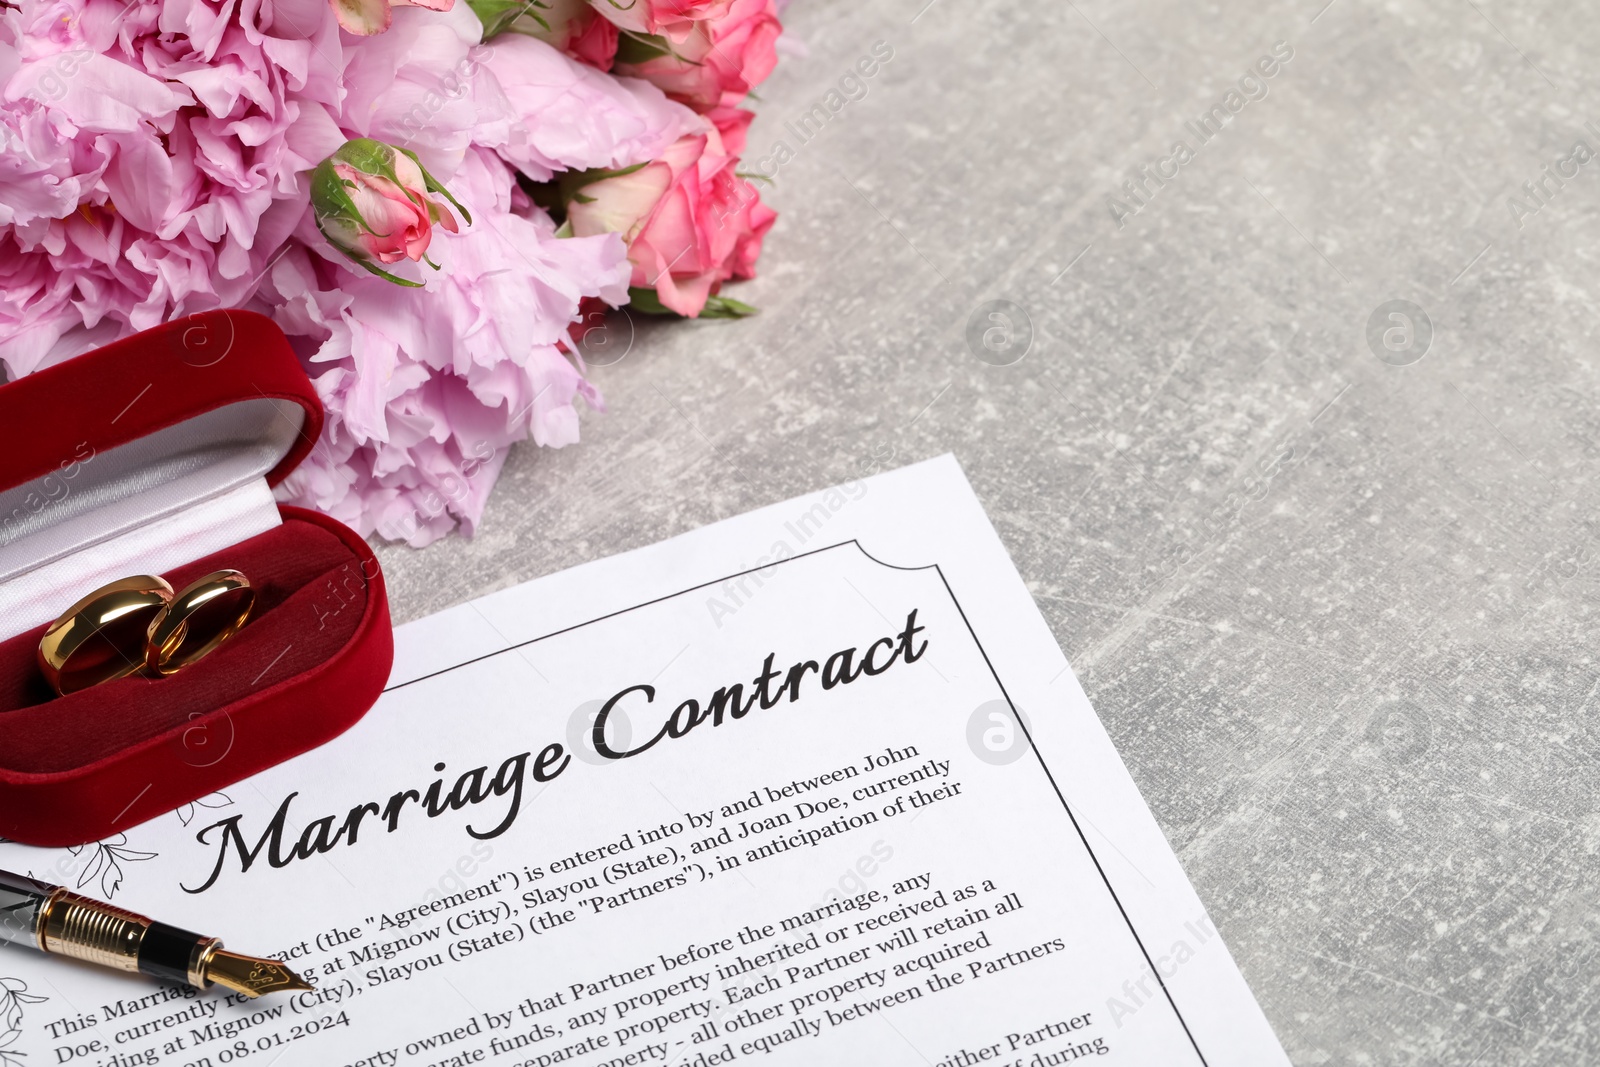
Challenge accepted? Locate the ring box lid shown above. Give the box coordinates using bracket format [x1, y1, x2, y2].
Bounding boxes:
[0, 311, 392, 848]
[0, 311, 323, 640]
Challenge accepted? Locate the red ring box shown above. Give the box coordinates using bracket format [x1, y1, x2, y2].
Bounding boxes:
[0, 310, 392, 847]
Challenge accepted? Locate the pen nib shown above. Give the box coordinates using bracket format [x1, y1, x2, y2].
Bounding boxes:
[202, 949, 313, 999]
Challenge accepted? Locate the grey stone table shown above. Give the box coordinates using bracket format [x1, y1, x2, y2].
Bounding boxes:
[376, 1, 1600, 1062]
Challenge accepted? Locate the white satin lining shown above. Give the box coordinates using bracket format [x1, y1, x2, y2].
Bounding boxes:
[0, 399, 303, 641]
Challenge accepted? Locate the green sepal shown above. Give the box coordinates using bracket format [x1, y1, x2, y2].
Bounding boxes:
[332, 137, 391, 172]
[613, 30, 674, 64]
[614, 29, 703, 67]
[398, 146, 472, 226]
[351, 258, 426, 287]
[310, 159, 361, 225]
[558, 161, 648, 205]
[334, 139, 471, 228]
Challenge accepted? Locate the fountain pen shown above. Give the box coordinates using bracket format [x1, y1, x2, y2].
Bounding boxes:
[0, 868, 311, 998]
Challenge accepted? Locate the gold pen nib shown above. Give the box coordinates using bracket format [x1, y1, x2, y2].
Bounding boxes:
[201, 948, 313, 998]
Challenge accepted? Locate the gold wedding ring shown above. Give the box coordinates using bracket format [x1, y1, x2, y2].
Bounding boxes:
[37, 576, 175, 696]
[37, 570, 257, 696]
[145, 570, 255, 677]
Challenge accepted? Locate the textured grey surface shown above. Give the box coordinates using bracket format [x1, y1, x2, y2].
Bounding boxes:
[374, 2, 1600, 1062]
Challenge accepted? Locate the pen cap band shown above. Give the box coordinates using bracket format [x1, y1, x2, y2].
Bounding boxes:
[38, 889, 148, 972]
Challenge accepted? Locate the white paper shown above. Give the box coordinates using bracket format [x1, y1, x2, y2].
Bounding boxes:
[0, 455, 1288, 1067]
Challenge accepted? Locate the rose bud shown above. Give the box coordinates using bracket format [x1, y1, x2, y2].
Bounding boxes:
[311, 138, 471, 287]
[564, 119, 774, 317]
[612, 0, 779, 111]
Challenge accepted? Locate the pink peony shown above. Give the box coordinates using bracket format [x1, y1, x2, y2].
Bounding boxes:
[587, 0, 730, 40]
[267, 147, 631, 545]
[612, 0, 779, 112]
[0, 0, 346, 375]
[565, 111, 774, 316]
[476, 33, 701, 181]
[335, 2, 490, 169]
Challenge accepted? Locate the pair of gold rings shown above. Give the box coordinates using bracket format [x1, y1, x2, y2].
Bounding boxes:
[37, 571, 255, 696]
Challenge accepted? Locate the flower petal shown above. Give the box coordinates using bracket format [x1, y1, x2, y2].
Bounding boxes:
[331, 0, 393, 35]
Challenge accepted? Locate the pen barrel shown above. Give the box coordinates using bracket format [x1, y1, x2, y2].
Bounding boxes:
[38, 890, 217, 988]
[139, 922, 219, 988]
[0, 870, 53, 950]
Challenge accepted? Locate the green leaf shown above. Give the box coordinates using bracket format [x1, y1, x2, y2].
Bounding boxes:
[624, 288, 760, 319]
[626, 287, 676, 315]
[699, 295, 759, 319]
[468, 0, 550, 39]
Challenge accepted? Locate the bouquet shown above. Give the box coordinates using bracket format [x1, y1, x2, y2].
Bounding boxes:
[0, 0, 783, 545]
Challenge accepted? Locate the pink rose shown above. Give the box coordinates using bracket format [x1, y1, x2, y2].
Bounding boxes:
[311, 138, 469, 286]
[565, 117, 775, 317]
[587, 0, 731, 40]
[567, 9, 623, 67]
[612, 0, 779, 111]
[341, 166, 432, 262]
[539, 0, 622, 69]
[707, 111, 769, 282]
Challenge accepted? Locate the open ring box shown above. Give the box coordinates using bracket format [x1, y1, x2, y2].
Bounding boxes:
[0, 310, 392, 847]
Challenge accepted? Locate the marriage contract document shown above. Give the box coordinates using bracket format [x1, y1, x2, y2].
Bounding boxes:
[0, 456, 1288, 1067]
